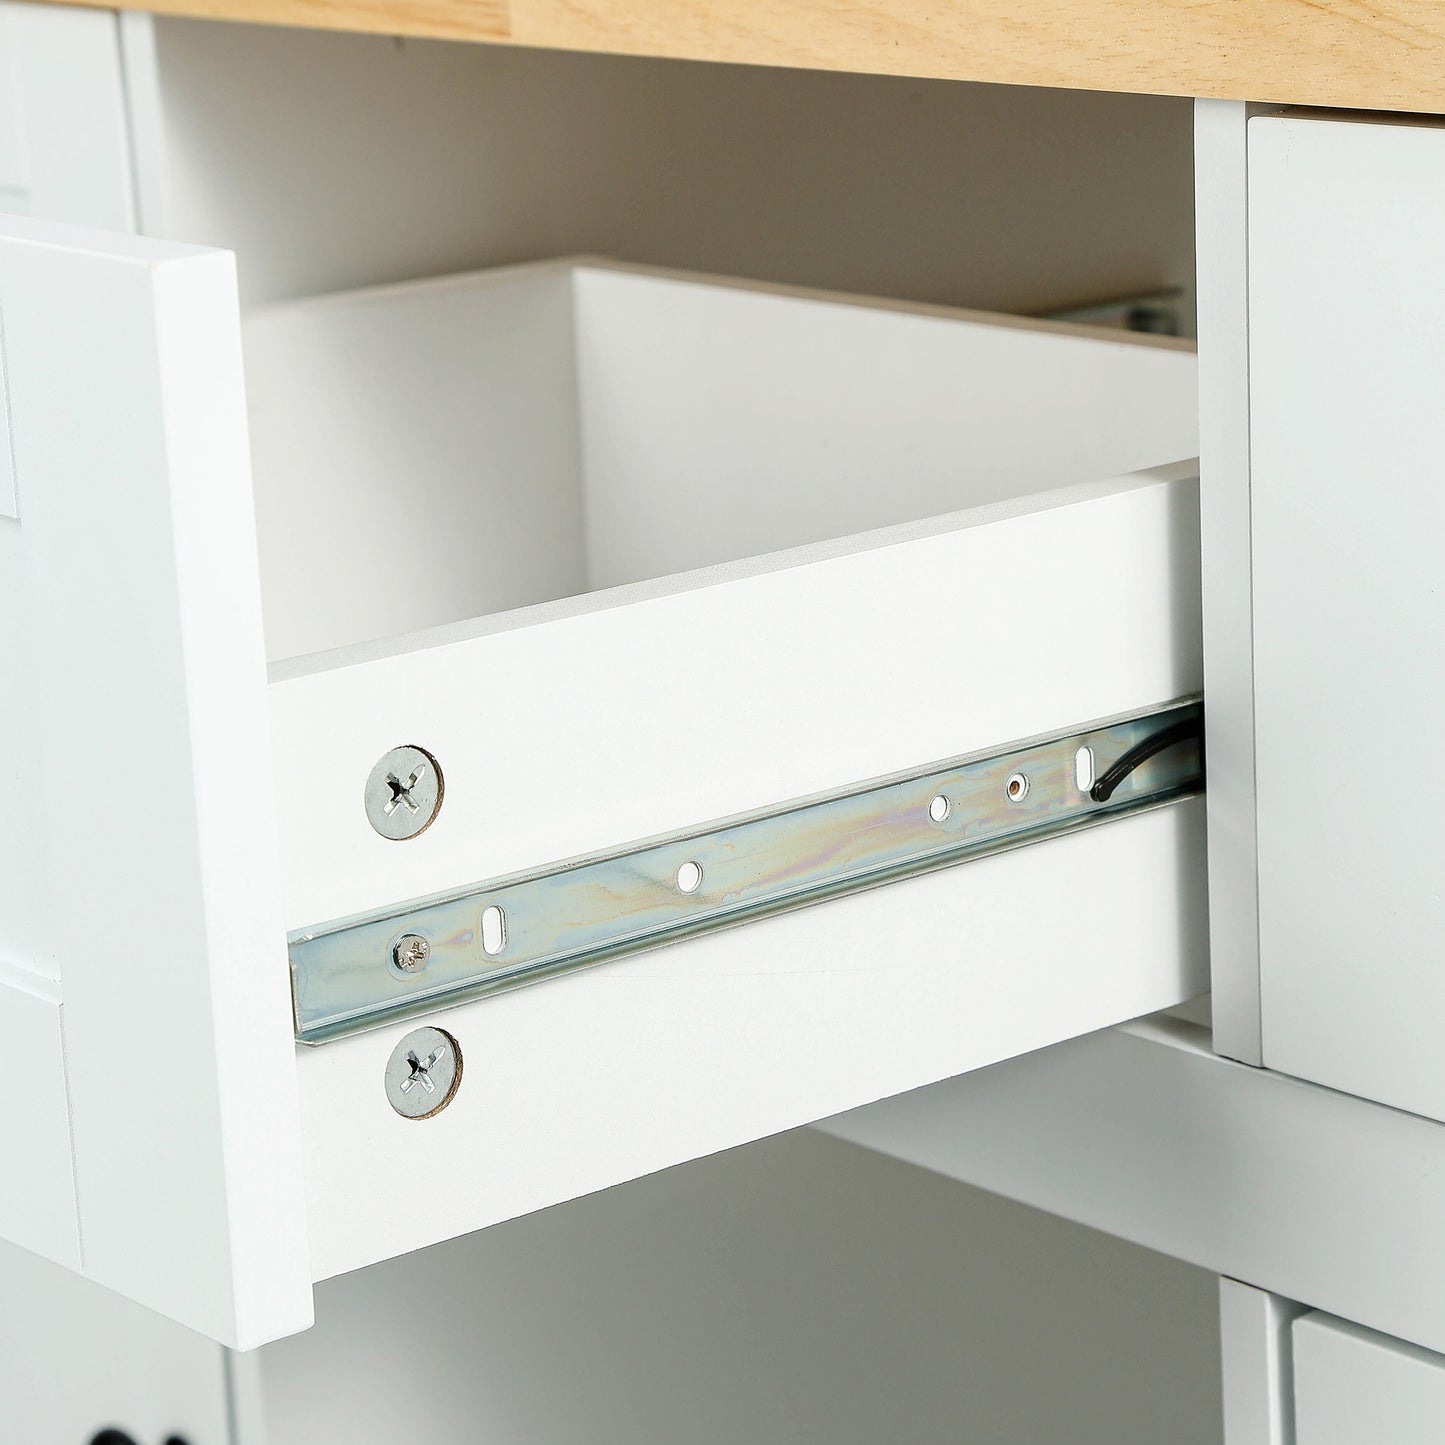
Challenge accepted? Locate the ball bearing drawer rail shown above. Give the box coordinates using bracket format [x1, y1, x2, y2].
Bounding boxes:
[291, 699, 1205, 1045]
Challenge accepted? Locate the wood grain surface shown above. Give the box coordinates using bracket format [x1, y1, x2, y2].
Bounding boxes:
[46, 0, 1445, 111]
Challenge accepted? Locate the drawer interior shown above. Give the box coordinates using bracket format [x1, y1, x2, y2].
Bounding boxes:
[242, 259, 1199, 664]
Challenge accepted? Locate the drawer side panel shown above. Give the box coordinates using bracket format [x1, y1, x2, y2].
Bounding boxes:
[271, 468, 1202, 930]
[299, 798, 1206, 1279]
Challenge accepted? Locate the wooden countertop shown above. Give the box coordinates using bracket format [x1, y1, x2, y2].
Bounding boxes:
[56, 0, 1445, 114]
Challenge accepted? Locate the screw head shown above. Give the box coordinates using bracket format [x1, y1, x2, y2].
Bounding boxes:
[384, 1026, 462, 1120]
[365, 745, 444, 841]
[392, 933, 431, 973]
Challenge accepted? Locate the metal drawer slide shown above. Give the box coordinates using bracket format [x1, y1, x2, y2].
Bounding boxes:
[290, 698, 1203, 1044]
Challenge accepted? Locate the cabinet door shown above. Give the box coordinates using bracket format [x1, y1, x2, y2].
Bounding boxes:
[1248, 113, 1445, 1120]
[0, 215, 311, 1348]
[1294, 1311, 1445, 1445]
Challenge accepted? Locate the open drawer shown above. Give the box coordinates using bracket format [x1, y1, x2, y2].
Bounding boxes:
[0, 219, 1205, 1346]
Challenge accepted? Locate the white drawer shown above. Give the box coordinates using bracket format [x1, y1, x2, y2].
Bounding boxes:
[0, 219, 1204, 1345]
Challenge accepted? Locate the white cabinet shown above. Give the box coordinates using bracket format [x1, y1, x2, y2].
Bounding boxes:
[2, 29, 1443, 1445]
[0, 211, 1205, 1344]
[1294, 1311, 1445, 1445]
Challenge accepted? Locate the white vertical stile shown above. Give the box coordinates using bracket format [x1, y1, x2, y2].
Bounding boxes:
[1219, 1278, 1305, 1445]
[0, 214, 310, 1347]
[1193, 98, 1262, 1067]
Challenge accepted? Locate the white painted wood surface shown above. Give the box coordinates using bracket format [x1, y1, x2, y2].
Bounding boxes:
[0, 214, 311, 1347]
[1294, 1312, 1445, 1445]
[270, 467, 1202, 929]
[821, 1017, 1445, 1358]
[1248, 115, 1445, 1122]
[125, 20, 1194, 321]
[0, 327, 15, 520]
[0, 973, 78, 1270]
[0, 1238, 231, 1445]
[1219, 1279, 1304, 1445]
[570, 266, 1198, 588]
[0, 4, 135, 230]
[243, 264, 584, 661]
[1193, 99, 1263, 1068]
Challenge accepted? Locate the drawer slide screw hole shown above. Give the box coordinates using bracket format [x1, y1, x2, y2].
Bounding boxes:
[676, 860, 703, 894]
[1005, 772, 1030, 803]
[481, 904, 507, 955]
[928, 794, 951, 823]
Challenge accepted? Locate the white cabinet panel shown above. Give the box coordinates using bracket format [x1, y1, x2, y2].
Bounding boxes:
[823, 1017, 1445, 1358]
[1295, 1312, 1445, 1445]
[1249, 115, 1445, 1121]
[0, 4, 134, 229]
[0, 974, 77, 1270]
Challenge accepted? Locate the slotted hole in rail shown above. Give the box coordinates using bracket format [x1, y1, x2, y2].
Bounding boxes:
[481, 904, 507, 955]
[1074, 746, 1095, 792]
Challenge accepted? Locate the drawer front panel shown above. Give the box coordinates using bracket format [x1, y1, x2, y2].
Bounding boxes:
[1295, 1313, 1445, 1445]
[0, 215, 310, 1348]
